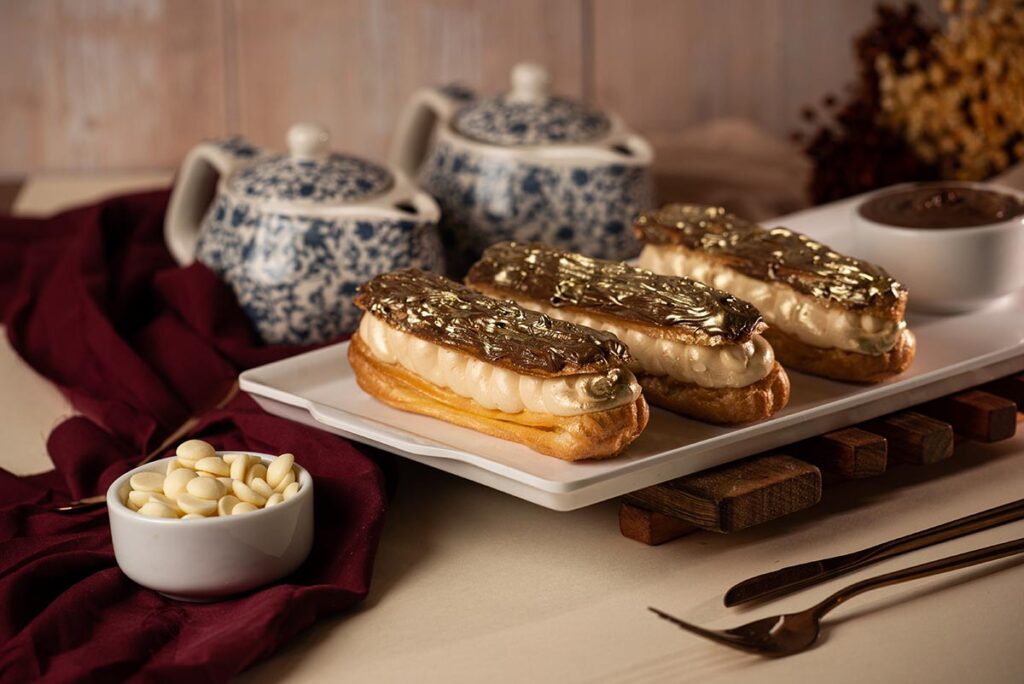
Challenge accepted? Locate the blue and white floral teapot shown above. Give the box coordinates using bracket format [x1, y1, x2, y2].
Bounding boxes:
[391, 62, 653, 275]
[165, 123, 442, 344]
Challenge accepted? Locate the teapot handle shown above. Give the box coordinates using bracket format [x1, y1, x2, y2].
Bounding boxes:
[389, 87, 464, 179]
[164, 138, 259, 265]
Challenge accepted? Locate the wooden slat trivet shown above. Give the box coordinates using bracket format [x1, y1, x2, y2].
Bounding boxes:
[624, 454, 821, 534]
[863, 412, 954, 465]
[982, 374, 1024, 411]
[619, 502, 698, 545]
[919, 390, 1018, 443]
[620, 372, 1023, 545]
[791, 427, 887, 479]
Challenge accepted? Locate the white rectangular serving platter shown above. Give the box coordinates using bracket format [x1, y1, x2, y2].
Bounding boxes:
[240, 195, 1024, 511]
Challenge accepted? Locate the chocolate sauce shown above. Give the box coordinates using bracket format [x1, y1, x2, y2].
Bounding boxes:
[355, 269, 631, 377]
[858, 185, 1024, 229]
[467, 242, 765, 346]
[634, 204, 907, 315]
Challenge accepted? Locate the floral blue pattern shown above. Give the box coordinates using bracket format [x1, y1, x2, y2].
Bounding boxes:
[226, 152, 393, 204]
[195, 195, 442, 343]
[419, 138, 651, 275]
[453, 95, 610, 146]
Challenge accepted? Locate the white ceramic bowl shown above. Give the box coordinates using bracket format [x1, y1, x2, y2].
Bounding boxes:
[107, 451, 314, 601]
[852, 181, 1024, 314]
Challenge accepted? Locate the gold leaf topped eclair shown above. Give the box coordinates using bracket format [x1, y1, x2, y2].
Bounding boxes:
[467, 243, 790, 424]
[350, 269, 649, 460]
[634, 204, 915, 382]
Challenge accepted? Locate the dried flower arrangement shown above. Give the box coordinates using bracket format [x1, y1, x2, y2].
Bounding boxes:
[799, 1, 1023, 204]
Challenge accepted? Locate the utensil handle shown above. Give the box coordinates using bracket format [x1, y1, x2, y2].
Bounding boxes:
[813, 535, 1024, 619]
[725, 498, 1024, 605]
[870, 498, 1024, 561]
[52, 381, 239, 513]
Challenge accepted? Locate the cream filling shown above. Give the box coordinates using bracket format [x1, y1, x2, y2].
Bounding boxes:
[358, 314, 641, 417]
[638, 244, 902, 355]
[514, 299, 773, 389]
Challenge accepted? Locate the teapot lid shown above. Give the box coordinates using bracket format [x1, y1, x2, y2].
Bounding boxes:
[452, 63, 610, 147]
[227, 123, 393, 205]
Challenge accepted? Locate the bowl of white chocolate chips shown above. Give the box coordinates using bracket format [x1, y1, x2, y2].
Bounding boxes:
[107, 439, 314, 600]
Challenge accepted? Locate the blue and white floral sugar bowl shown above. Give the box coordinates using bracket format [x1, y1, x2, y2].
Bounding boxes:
[391, 62, 653, 275]
[165, 123, 442, 344]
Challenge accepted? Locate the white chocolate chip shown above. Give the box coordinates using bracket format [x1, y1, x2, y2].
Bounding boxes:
[186, 476, 227, 501]
[163, 468, 197, 498]
[282, 482, 301, 500]
[138, 501, 178, 518]
[128, 490, 151, 509]
[148, 492, 180, 510]
[267, 453, 295, 489]
[177, 493, 217, 516]
[176, 439, 215, 466]
[250, 477, 275, 499]
[217, 495, 240, 517]
[232, 480, 267, 507]
[194, 456, 229, 477]
[245, 463, 268, 487]
[229, 454, 250, 481]
[129, 471, 165, 493]
[231, 502, 259, 515]
[273, 470, 296, 493]
[130, 445, 305, 519]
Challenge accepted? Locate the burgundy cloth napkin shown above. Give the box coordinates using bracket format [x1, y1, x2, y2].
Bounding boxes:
[0, 190, 388, 683]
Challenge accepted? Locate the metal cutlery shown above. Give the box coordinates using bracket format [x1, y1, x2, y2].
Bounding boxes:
[651, 534, 1024, 657]
[724, 497, 1024, 606]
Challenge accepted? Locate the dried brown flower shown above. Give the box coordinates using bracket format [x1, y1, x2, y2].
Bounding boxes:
[878, 0, 1024, 179]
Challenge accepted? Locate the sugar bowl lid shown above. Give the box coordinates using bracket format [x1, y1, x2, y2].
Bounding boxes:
[226, 123, 394, 205]
[452, 63, 611, 147]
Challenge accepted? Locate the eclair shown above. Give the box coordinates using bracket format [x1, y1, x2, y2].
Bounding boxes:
[350, 269, 648, 461]
[466, 242, 790, 424]
[634, 204, 916, 383]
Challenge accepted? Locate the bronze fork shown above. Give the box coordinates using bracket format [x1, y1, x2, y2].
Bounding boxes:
[650, 535, 1024, 657]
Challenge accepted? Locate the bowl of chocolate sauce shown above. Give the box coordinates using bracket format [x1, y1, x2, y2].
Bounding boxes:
[853, 182, 1024, 314]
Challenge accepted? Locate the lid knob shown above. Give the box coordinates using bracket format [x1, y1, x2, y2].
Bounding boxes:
[507, 62, 550, 105]
[287, 123, 330, 160]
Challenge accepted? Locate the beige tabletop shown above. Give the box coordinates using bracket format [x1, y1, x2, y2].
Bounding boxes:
[4, 175, 1024, 683]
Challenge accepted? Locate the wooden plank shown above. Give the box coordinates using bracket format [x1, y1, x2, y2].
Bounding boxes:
[231, 0, 585, 162]
[863, 412, 955, 465]
[619, 502, 697, 545]
[0, 1, 228, 175]
[590, 1, 943, 150]
[982, 374, 1024, 411]
[920, 391, 1018, 443]
[791, 427, 887, 479]
[625, 454, 821, 534]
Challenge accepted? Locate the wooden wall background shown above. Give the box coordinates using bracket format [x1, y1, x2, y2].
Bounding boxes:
[0, 0, 942, 178]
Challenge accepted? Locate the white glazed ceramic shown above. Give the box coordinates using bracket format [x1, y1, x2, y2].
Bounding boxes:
[391, 62, 654, 274]
[165, 123, 442, 343]
[107, 452, 314, 600]
[851, 181, 1024, 314]
[239, 192, 1024, 510]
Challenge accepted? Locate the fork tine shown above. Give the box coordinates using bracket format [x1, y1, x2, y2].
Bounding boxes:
[647, 607, 759, 654]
